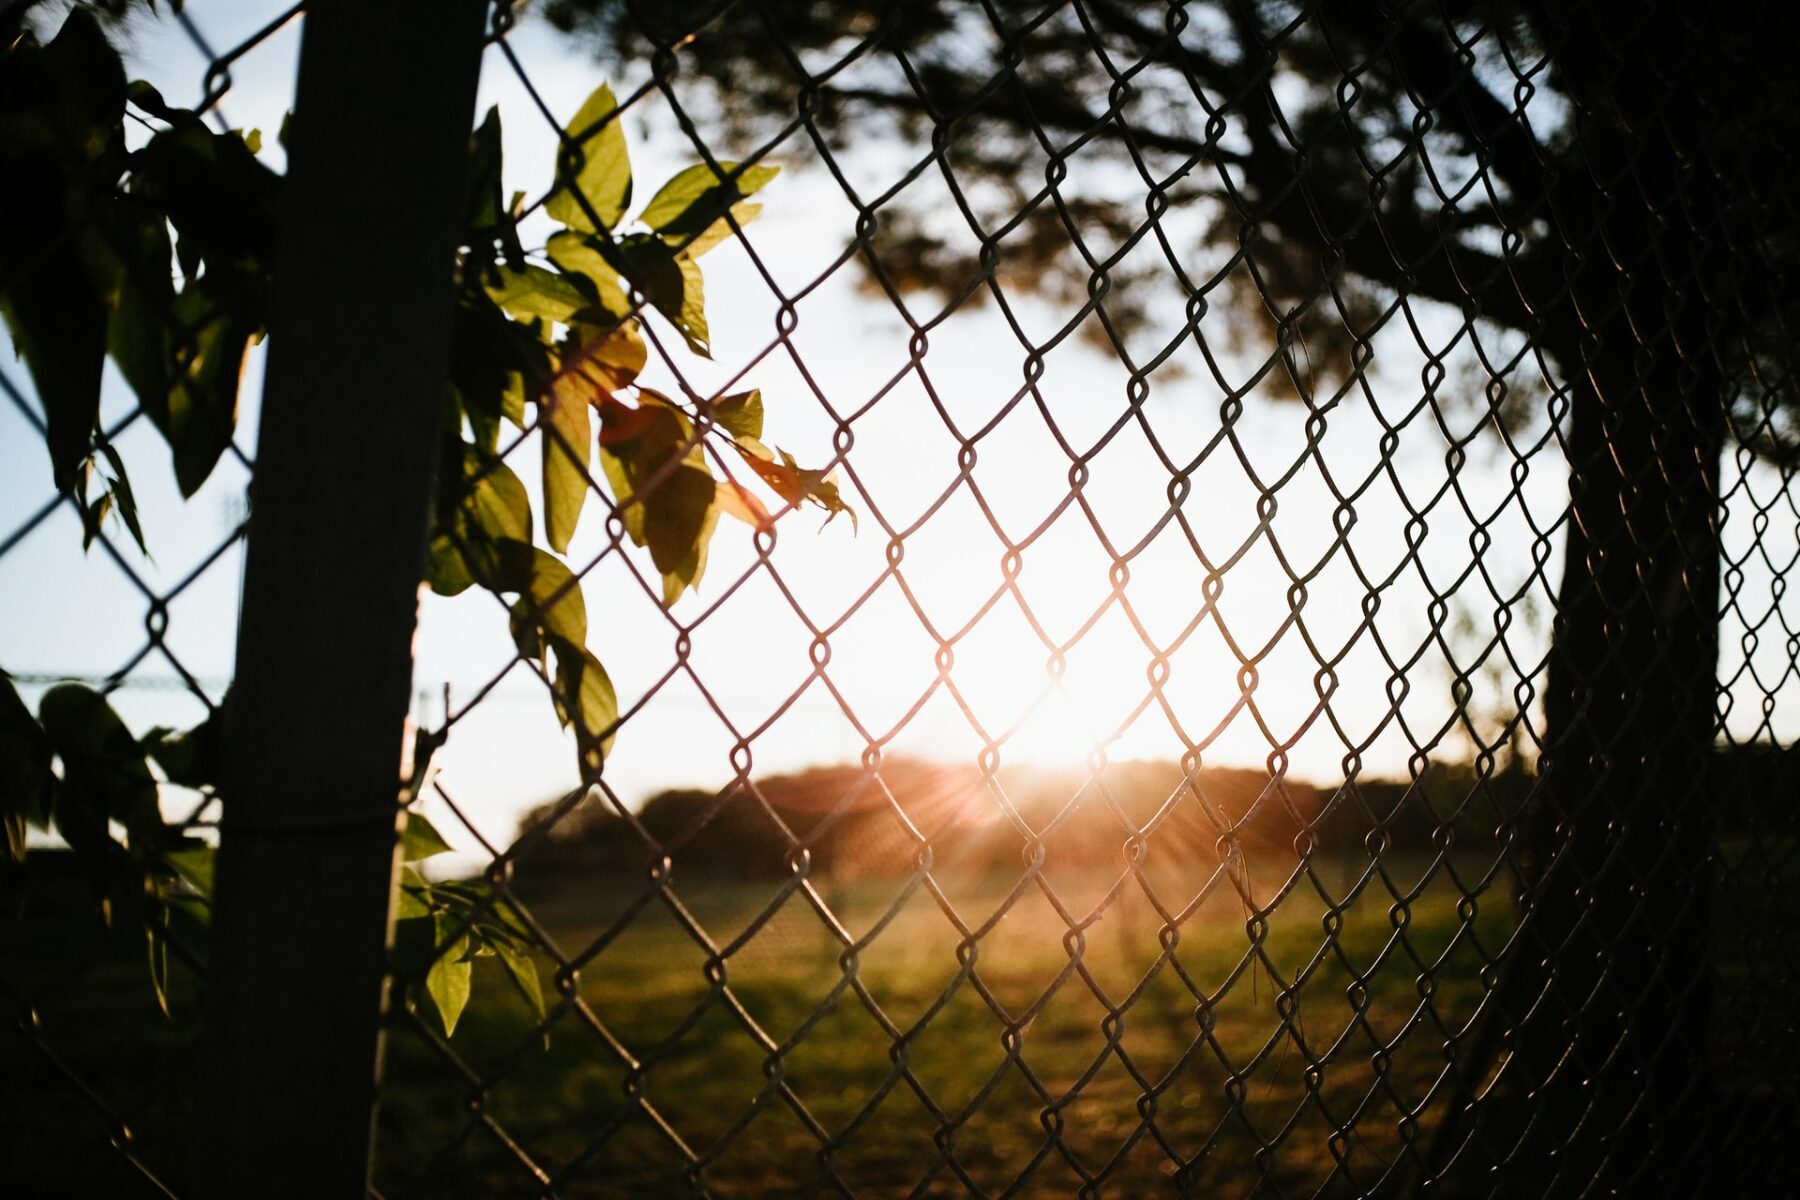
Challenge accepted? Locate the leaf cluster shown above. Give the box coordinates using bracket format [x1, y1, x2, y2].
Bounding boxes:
[434, 80, 853, 784]
[393, 809, 544, 1038]
[1, 10, 854, 1038]
[0, 672, 216, 1014]
[0, 8, 278, 550]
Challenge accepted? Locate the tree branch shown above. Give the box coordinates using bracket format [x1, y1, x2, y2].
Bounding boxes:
[1318, 1, 1555, 207]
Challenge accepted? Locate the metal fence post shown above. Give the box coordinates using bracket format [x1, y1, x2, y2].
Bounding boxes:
[199, 1, 487, 1195]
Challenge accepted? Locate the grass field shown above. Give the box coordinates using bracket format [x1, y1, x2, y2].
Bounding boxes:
[15, 842, 1789, 1198]
[370, 855, 1516, 1198]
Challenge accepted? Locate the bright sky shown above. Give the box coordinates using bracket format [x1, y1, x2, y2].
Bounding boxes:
[3, 1, 1794, 855]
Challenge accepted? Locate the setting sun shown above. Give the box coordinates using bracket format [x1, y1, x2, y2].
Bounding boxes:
[3, 0, 1793, 1196]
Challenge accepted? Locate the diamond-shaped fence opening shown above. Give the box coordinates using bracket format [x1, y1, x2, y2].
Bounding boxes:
[4, 0, 1800, 1197]
[1, 0, 304, 1193]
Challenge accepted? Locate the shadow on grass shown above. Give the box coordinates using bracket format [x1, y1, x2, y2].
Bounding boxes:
[375, 854, 1514, 1198]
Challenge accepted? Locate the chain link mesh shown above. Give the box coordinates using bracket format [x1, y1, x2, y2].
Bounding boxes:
[376, 1, 1800, 1195]
[3, 0, 1798, 1197]
[0, 3, 298, 1191]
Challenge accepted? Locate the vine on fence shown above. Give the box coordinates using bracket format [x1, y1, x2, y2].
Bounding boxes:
[0, 5, 847, 1033]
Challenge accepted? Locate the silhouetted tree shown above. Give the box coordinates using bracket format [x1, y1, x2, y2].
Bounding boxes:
[543, 1, 1800, 1189]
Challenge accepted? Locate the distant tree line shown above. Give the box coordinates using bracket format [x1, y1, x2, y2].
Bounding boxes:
[515, 744, 1795, 894]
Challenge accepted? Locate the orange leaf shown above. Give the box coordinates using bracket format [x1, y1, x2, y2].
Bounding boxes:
[715, 478, 771, 528]
[596, 393, 659, 446]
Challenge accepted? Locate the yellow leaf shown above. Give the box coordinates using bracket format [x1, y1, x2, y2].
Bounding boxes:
[546, 83, 631, 231]
[541, 373, 592, 552]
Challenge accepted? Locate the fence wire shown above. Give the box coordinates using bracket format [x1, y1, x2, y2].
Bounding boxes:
[0, 2, 299, 1194]
[3, 0, 1799, 1197]
[376, 0, 1800, 1196]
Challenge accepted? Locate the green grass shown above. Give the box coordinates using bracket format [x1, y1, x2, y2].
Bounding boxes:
[372, 854, 1516, 1199]
[9, 842, 1797, 1196]
[0, 909, 204, 1200]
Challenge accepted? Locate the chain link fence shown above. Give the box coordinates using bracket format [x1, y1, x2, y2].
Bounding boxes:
[0, 1, 294, 1192]
[3, 0, 1798, 1197]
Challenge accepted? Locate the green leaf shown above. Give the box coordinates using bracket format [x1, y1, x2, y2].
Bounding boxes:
[130, 108, 279, 271]
[97, 441, 147, 555]
[712, 390, 763, 441]
[541, 372, 594, 553]
[425, 534, 473, 596]
[499, 542, 588, 648]
[643, 464, 718, 578]
[466, 104, 506, 236]
[396, 866, 433, 920]
[667, 254, 710, 358]
[659, 487, 721, 606]
[73, 445, 145, 555]
[80, 501, 114, 552]
[431, 445, 532, 591]
[595, 392, 722, 604]
[41, 10, 129, 138]
[638, 161, 779, 242]
[142, 701, 224, 788]
[467, 457, 532, 544]
[165, 844, 214, 899]
[450, 295, 552, 453]
[425, 922, 473, 1036]
[488, 896, 533, 941]
[154, 286, 252, 497]
[0, 216, 105, 496]
[126, 79, 179, 122]
[0, 12, 126, 498]
[546, 82, 631, 232]
[6, 17, 276, 502]
[681, 201, 762, 259]
[545, 230, 632, 320]
[483, 263, 589, 325]
[463, 106, 525, 277]
[493, 937, 546, 1022]
[606, 235, 711, 357]
[565, 317, 646, 392]
[76, 481, 113, 552]
[547, 637, 617, 781]
[433, 879, 490, 904]
[595, 392, 689, 543]
[103, 199, 176, 421]
[501, 377, 527, 429]
[0, 675, 53, 863]
[401, 811, 454, 862]
[39, 684, 163, 855]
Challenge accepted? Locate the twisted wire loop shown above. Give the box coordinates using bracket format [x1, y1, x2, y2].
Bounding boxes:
[0, 0, 1795, 1197]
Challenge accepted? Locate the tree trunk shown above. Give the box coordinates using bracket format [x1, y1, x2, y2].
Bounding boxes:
[1481, 7, 1726, 1188]
[1505, 315, 1721, 1195]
